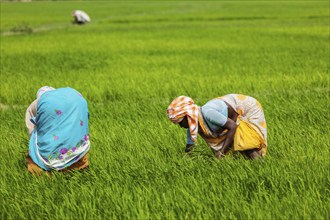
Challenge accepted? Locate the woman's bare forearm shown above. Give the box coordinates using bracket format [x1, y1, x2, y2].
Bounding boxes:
[219, 119, 237, 156]
[220, 127, 236, 154]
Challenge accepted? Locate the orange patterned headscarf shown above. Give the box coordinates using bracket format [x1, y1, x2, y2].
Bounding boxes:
[166, 96, 199, 142]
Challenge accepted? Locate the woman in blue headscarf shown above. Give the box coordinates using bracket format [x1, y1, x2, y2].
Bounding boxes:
[25, 86, 90, 175]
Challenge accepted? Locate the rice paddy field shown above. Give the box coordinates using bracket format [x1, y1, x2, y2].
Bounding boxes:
[0, 0, 329, 219]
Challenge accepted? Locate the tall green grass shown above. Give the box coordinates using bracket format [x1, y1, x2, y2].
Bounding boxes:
[1, 1, 329, 219]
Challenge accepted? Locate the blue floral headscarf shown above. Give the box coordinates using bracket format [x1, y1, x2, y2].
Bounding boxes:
[29, 87, 90, 171]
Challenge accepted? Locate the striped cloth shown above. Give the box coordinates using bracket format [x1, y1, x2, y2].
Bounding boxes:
[166, 96, 199, 142]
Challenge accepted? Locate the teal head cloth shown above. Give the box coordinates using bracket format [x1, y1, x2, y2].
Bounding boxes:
[29, 87, 90, 171]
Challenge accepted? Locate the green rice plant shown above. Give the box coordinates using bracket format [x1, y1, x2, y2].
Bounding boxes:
[9, 23, 33, 34]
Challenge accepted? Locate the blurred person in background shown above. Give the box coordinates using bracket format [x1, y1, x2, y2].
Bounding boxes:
[25, 86, 90, 175]
[166, 94, 267, 160]
[72, 10, 91, 25]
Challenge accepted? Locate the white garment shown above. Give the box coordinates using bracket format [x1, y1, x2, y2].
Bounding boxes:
[73, 10, 91, 23]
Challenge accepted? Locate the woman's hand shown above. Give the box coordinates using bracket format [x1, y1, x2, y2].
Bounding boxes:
[215, 151, 225, 160]
[185, 144, 194, 153]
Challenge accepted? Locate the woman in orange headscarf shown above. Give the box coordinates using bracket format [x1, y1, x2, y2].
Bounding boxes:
[166, 94, 267, 159]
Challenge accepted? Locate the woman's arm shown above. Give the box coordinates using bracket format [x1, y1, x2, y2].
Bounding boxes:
[217, 118, 237, 159]
[185, 129, 195, 153]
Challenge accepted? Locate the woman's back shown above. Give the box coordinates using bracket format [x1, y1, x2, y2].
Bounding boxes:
[29, 87, 90, 171]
